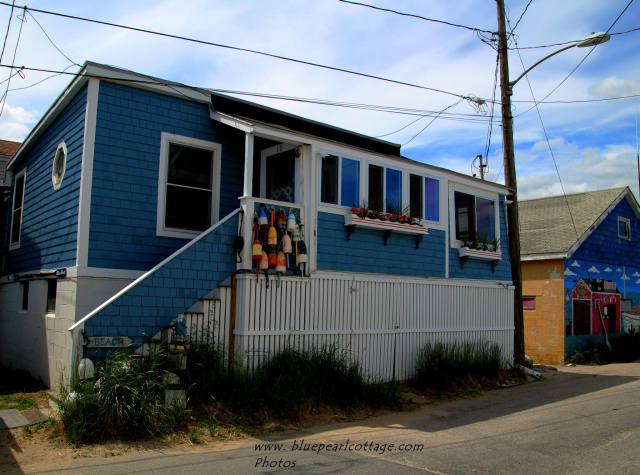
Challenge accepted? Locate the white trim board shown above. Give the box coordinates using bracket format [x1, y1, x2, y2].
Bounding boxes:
[76, 78, 100, 267]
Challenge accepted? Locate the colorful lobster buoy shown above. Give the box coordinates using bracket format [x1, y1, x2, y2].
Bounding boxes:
[292, 223, 301, 266]
[268, 208, 277, 246]
[282, 231, 292, 267]
[252, 223, 262, 283]
[276, 250, 286, 287]
[287, 210, 297, 233]
[258, 205, 268, 229]
[277, 209, 287, 231]
[260, 250, 269, 271]
[268, 246, 277, 267]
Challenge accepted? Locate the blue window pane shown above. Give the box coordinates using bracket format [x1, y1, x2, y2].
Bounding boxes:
[386, 168, 402, 213]
[476, 197, 495, 239]
[424, 177, 439, 221]
[341, 158, 360, 207]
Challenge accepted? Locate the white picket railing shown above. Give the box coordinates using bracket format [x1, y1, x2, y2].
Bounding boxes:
[187, 272, 514, 381]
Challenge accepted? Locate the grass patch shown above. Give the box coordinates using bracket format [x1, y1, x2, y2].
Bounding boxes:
[185, 341, 403, 420]
[567, 331, 640, 365]
[58, 347, 188, 444]
[411, 340, 506, 388]
[0, 394, 38, 411]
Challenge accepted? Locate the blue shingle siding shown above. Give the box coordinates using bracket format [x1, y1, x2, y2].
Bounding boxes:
[84, 213, 239, 343]
[4, 85, 87, 275]
[571, 197, 640, 267]
[316, 211, 446, 277]
[448, 198, 512, 281]
[88, 82, 244, 271]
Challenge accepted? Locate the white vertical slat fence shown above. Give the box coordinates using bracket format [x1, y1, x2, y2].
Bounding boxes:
[188, 273, 514, 381]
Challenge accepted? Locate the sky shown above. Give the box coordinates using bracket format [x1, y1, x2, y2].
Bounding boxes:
[0, 0, 639, 200]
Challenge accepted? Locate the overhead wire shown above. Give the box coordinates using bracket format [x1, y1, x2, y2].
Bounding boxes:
[336, 0, 496, 34]
[26, 10, 79, 67]
[484, 52, 500, 168]
[0, 1, 485, 104]
[0, 4, 24, 119]
[515, 0, 635, 118]
[402, 98, 463, 146]
[512, 26, 640, 50]
[0, 0, 15, 63]
[510, 0, 533, 33]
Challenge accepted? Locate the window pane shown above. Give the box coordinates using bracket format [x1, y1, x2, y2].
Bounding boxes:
[21, 281, 29, 311]
[476, 197, 495, 240]
[341, 158, 360, 207]
[424, 177, 439, 221]
[368, 165, 383, 211]
[619, 219, 630, 239]
[386, 168, 402, 213]
[167, 144, 212, 190]
[409, 174, 423, 219]
[321, 155, 338, 204]
[47, 280, 57, 313]
[166, 186, 212, 231]
[14, 175, 24, 204]
[455, 192, 474, 240]
[11, 209, 22, 244]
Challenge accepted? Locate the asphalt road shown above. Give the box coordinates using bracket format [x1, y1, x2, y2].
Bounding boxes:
[28, 363, 640, 474]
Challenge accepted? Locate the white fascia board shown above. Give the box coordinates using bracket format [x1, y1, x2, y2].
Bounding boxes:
[69, 266, 145, 280]
[76, 78, 100, 267]
[8, 66, 91, 170]
[566, 188, 627, 258]
[209, 110, 254, 133]
[310, 270, 513, 288]
[446, 176, 509, 196]
[521, 254, 567, 261]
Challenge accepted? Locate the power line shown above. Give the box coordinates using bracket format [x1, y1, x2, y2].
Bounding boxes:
[512, 26, 640, 49]
[336, 0, 496, 34]
[0, 63, 494, 125]
[402, 99, 463, 146]
[0, 1, 482, 103]
[26, 11, 79, 66]
[511, 0, 533, 33]
[515, 0, 635, 118]
[0, 4, 24, 119]
[0, 0, 14, 63]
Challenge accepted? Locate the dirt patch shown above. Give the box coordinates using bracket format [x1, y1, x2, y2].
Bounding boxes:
[0, 369, 533, 473]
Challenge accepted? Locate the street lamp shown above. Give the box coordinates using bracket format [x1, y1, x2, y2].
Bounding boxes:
[496, 0, 610, 364]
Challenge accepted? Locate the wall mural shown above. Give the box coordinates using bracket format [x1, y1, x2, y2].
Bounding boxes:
[564, 259, 640, 346]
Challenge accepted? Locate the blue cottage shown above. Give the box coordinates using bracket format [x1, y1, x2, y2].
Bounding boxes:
[0, 62, 513, 386]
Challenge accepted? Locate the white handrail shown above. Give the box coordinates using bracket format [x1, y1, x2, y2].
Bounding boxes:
[68, 208, 242, 332]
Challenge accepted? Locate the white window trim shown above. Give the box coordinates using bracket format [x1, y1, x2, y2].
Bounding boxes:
[449, 187, 500, 248]
[618, 216, 631, 240]
[156, 132, 221, 239]
[317, 151, 362, 209]
[409, 171, 441, 224]
[51, 141, 67, 190]
[10, 168, 26, 250]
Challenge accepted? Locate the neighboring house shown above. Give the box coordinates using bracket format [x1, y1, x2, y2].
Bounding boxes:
[0, 62, 513, 387]
[0, 139, 21, 185]
[520, 187, 640, 364]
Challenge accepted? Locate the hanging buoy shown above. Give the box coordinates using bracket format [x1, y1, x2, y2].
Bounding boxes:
[292, 223, 301, 266]
[258, 206, 268, 229]
[268, 208, 277, 246]
[252, 224, 262, 284]
[268, 246, 277, 267]
[276, 251, 286, 287]
[287, 210, 297, 233]
[297, 239, 308, 264]
[282, 232, 292, 268]
[260, 250, 269, 271]
[277, 209, 287, 230]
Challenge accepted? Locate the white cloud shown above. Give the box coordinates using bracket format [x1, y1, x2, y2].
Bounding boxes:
[0, 104, 38, 141]
[589, 77, 639, 97]
[588, 265, 600, 273]
[564, 267, 577, 276]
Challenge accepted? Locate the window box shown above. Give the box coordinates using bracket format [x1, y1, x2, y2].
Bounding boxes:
[458, 246, 501, 272]
[344, 213, 428, 247]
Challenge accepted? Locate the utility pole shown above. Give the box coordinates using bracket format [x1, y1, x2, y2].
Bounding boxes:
[496, 0, 525, 365]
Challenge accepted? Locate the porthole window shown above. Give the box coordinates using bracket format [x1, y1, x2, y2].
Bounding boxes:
[52, 142, 67, 189]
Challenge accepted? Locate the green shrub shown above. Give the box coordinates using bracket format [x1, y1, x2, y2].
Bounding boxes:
[59, 347, 188, 444]
[412, 340, 506, 387]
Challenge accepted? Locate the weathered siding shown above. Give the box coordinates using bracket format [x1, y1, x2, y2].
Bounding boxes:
[88, 81, 245, 271]
[4, 85, 87, 274]
[316, 211, 446, 278]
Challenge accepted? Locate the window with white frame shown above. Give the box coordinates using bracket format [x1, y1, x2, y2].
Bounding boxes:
[157, 133, 221, 238]
[52, 142, 67, 190]
[368, 164, 402, 213]
[46, 279, 57, 314]
[618, 216, 631, 240]
[454, 191, 496, 241]
[320, 154, 360, 207]
[10, 169, 26, 249]
[409, 174, 439, 221]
